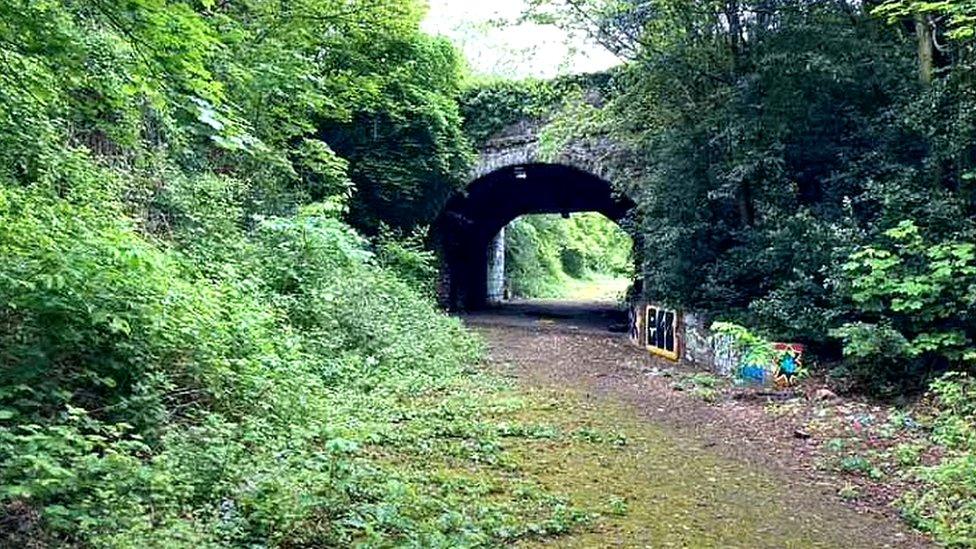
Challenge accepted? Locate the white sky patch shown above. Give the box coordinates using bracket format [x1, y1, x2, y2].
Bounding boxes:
[422, 0, 621, 79]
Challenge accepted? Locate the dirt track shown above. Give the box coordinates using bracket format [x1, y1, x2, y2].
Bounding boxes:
[463, 299, 930, 548]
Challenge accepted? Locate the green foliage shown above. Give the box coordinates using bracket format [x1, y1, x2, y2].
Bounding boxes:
[831, 221, 976, 389]
[0, 1, 591, 546]
[537, 90, 610, 161]
[894, 442, 926, 466]
[564, 212, 634, 277]
[505, 215, 569, 298]
[323, 31, 474, 231]
[460, 78, 560, 146]
[711, 321, 808, 384]
[459, 72, 612, 146]
[671, 373, 722, 402]
[533, 0, 976, 391]
[874, 1, 976, 41]
[505, 213, 633, 299]
[374, 225, 439, 298]
[711, 322, 774, 368]
[711, 322, 775, 357]
[901, 372, 976, 546]
[0, 176, 601, 545]
[928, 372, 976, 450]
[5, 0, 976, 543]
[904, 452, 976, 547]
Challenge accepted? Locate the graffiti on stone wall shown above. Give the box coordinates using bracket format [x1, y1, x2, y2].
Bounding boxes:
[645, 305, 678, 361]
[625, 309, 804, 387]
[734, 343, 805, 388]
[628, 305, 643, 347]
[710, 322, 805, 388]
[711, 333, 740, 377]
[772, 343, 804, 388]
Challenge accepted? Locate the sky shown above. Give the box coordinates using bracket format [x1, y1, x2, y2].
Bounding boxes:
[421, 0, 621, 79]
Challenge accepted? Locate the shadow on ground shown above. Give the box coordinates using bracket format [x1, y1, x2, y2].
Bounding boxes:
[462, 298, 628, 335]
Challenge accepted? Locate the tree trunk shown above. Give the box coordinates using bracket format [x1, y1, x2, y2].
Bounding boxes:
[726, 1, 744, 74]
[916, 13, 934, 84]
[738, 181, 755, 228]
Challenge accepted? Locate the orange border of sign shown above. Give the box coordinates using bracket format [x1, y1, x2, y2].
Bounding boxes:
[645, 304, 679, 361]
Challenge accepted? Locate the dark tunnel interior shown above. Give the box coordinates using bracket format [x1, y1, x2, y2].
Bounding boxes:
[434, 163, 634, 310]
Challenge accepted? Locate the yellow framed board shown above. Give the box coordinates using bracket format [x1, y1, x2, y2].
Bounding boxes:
[645, 304, 679, 361]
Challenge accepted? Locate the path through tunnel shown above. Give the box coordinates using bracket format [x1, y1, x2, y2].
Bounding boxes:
[434, 163, 635, 311]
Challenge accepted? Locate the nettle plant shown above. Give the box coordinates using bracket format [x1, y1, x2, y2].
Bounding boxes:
[712, 322, 779, 365]
[900, 371, 976, 545]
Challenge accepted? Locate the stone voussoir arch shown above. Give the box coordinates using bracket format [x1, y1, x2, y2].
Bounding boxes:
[469, 120, 622, 185]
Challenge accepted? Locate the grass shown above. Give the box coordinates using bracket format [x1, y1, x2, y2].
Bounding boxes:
[559, 274, 631, 302]
[396, 380, 903, 548]
[672, 373, 725, 402]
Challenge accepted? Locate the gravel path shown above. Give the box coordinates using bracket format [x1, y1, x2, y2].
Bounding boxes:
[462, 300, 931, 548]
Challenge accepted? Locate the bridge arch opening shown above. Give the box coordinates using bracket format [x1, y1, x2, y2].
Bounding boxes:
[434, 163, 635, 310]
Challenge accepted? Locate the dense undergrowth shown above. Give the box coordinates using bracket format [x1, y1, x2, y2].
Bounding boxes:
[0, 0, 593, 545]
[4, 0, 976, 545]
[900, 372, 976, 546]
[0, 180, 603, 547]
[0, 185, 491, 545]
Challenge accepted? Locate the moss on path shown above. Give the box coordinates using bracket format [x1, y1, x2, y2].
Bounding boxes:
[464, 304, 929, 547]
[505, 388, 913, 547]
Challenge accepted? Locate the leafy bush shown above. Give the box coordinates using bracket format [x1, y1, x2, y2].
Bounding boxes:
[374, 225, 439, 298]
[2, 182, 590, 546]
[0, 185, 322, 544]
[0, 0, 597, 546]
[536, 1, 976, 393]
[831, 221, 976, 391]
[928, 373, 976, 451]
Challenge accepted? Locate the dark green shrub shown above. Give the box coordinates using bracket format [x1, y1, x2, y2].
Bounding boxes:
[831, 222, 976, 392]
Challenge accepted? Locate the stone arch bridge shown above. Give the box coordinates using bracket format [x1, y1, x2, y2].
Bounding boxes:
[434, 120, 635, 310]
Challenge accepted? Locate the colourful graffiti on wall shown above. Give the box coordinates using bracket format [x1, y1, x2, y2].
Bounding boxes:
[772, 343, 804, 388]
[627, 302, 680, 360]
[735, 343, 805, 388]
